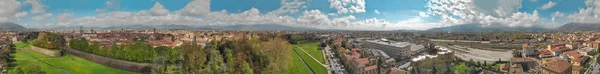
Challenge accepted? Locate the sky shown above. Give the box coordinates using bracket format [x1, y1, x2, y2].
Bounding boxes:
[0, 0, 599, 30]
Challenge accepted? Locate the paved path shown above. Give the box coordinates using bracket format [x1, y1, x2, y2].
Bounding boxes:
[293, 45, 327, 66]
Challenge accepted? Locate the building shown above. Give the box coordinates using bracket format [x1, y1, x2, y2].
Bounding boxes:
[358, 38, 410, 61]
[341, 48, 397, 74]
[541, 60, 572, 74]
[409, 44, 425, 56]
[510, 58, 538, 73]
[522, 44, 539, 57]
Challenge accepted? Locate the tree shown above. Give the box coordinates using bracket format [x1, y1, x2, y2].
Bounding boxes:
[25, 65, 45, 74]
[14, 67, 24, 74]
[242, 61, 254, 74]
[432, 66, 437, 74]
[225, 49, 236, 74]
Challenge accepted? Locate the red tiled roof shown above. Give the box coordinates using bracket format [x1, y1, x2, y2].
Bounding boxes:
[541, 60, 572, 73]
[564, 50, 582, 57]
[511, 58, 537, 63]
[365, 65, 378, 71]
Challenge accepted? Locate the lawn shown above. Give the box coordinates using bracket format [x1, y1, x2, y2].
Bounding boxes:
[294, 42, 326, 64]
[293, 48, 328, 74]
[286, 48, 313, 74]
[8, 42, 137, 74]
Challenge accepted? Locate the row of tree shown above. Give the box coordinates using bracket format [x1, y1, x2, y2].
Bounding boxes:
[0, 41, 12, 73]
[69, 38, 179, 63]
[68, 33, 294, 74]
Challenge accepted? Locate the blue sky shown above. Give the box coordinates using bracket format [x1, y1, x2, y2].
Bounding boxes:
[1, 0, 599, 30]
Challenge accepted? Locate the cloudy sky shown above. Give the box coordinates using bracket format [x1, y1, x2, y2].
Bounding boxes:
[0, 0, 598, 30]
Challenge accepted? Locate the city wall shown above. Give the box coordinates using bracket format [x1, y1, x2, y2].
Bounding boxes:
[29, 46, 62, 57]
[63, 48, 154, 72]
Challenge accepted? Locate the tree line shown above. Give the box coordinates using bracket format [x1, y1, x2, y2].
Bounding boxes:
[179, 36, 292, 74]
[69, 38, 179, 63]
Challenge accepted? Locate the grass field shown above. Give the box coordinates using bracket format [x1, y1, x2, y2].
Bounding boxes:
[294, 42, 326, 64]
[293, 48, 328, 74]
[286, 48, 313, 74]
[8, 42, 137, 74]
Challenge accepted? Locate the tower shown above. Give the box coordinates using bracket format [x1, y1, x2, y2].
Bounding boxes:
[80, 26, 83, 34]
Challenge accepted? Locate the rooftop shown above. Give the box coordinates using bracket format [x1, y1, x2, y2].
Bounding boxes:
[541, 60, 572, 73]
[511, 58, 537, 63]
[365, 39, 410, 48]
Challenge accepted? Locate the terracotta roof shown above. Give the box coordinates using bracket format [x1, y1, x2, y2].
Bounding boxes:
[541, 60, 572, 73]
[564, 50, 582, 58]
[511, 58, 537, 63]
[365, 65, 378, 71]
[354, 58, 370, 67]
[512, 64, 522, 68]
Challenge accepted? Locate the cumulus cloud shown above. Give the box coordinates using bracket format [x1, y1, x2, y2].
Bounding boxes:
[14, 11, 28, 18]
[56, 13, 74, 22]
[530, 0, 538, 2]
[96, 0, 121, 12]
[329, 0, 366, 14]
[45, 0, 444, 30]
[562, 0, 600, 24]
[540, 1, 556, 10]
[419, 12, 429, 17]
[26, 0, 46, 14]
[374, 10, 380, 14]
[427, 0, 547, 28]
[0, 0, 21, 17]
[150, 2, 170, 16]
[32, 13, 52, 21]
[179, 0, 211, 16]
[267, 0, 309, 15]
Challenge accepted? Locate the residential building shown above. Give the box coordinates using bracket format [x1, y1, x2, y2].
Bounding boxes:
[541, 60, 572, 74]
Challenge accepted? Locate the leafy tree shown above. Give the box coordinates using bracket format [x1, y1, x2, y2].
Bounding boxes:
[25, 65, 45, 74]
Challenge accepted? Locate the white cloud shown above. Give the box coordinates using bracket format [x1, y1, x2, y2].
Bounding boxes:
[32, 13, 52, 21]
[427, 0, 547, 28]
[329, 0, 366, 14]
[374, 10, 380, 14]
[179, 0, 211, 16]
[44, 0, 445, 30]
[563, 0, 600, 24]
[56, 13, 74, 22]
[530, 0, 538, 2]
[14, 11, 28, 18]
[267, 0, 308, 15]
[419, 12, 429, 17]
[96, 0, 120, 12]
[540, 1, 556, 10]
[0, 0, 21, 17]
[551, 11, 564, 22]
[26, 0, 46, 14]
[150, 2, 170, 16]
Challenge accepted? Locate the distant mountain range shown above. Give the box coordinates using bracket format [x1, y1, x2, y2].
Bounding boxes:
[426, 24, 549, 32]
[44, 24, 320, 31]
[557, 23, 600, 31]
[0, 22, 26, 31]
